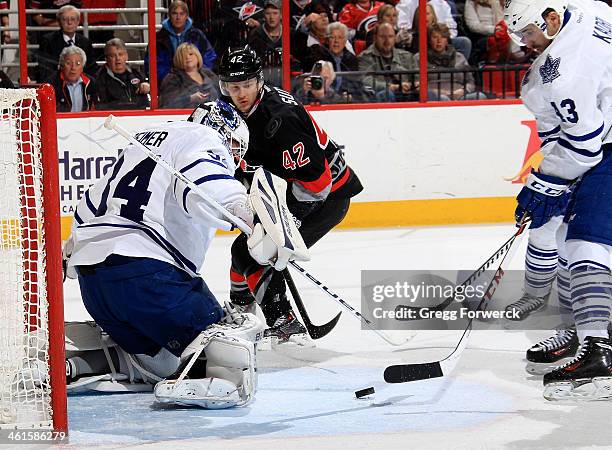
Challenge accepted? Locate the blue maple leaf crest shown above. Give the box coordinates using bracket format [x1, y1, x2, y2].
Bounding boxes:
[539, 54, 561, 84]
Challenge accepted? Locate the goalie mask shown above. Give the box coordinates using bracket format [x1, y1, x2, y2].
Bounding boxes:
[188, 100, 249, 165]
[504, 0, 568, 45]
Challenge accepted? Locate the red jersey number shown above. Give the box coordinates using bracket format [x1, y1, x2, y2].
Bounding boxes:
[282, 142, 310, 170]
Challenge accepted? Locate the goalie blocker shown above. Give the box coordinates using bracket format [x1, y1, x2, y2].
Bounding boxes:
[246, 168, 310, 271]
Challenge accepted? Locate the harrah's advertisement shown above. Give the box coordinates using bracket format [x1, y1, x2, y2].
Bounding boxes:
[55, 104, 533, 233]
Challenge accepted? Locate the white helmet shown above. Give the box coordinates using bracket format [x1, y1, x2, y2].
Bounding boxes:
[504, 0, 568, 45]
[188, 100, 249, 165]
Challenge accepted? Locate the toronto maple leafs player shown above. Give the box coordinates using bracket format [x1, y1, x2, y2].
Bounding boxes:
[63, 101, 269, 408]
[505, 0, 612, 400]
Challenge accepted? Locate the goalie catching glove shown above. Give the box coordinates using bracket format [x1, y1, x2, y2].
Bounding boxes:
[246, 168, 310, 270]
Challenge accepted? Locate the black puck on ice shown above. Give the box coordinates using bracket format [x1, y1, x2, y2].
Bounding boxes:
[355, 387, 375, 398]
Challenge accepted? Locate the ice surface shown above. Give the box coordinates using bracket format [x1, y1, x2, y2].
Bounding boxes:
[61, 225, 612, 449]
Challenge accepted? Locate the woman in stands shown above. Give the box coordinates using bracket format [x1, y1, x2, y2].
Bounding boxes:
[159, 43, 220, 109]
[415, 23, 486, 101]
[408, 4, 437, 53]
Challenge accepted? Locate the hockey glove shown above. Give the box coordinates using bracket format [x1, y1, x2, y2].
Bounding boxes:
[516, 170, 571, 229]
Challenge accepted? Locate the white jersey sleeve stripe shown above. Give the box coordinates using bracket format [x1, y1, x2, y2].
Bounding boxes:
[79, 222, 197, 273]
[558, 138, 604, 158]
[84, 190, 97, 215]
[541, 137, 560, 148]
[538, 125, 561, 138]
[180, 158, 227, 173]
[74, 209, 84, 225]
[563, 122, 605, 142]
[179, 174, 236, 214]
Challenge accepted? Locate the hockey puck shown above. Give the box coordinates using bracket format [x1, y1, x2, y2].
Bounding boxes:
[355, 387, 375, 398]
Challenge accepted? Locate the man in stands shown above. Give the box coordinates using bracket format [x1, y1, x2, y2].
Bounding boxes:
[358, 22, 418, 102]
[145, 0, 216, 86]
[95, 38, 150, 110]
[48, 46, 96, 112]
[37, 5, 97, 82]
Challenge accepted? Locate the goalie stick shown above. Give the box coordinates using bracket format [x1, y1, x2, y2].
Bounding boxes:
[383, 218, 529, 383]
[393, 223, 524, 319]
[104, 115, 341, 340]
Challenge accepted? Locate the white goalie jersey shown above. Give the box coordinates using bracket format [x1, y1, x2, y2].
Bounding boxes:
[520, 0, 612, 181]
[67, 120, 248, 276]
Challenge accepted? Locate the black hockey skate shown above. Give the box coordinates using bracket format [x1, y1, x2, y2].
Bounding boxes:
[543, 336, 612, 400]
[526, 326, 578, 375]
[505, 292, 548, 321]
[263, 310, 312, 347]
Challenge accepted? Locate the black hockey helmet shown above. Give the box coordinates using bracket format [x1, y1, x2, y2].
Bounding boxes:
[218, 45, 264, 95]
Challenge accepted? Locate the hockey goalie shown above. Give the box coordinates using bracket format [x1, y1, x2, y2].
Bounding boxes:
[61, 100, 308, 408]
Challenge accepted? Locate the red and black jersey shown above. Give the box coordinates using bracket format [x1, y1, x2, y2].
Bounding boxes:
[239, 84, 362, 215]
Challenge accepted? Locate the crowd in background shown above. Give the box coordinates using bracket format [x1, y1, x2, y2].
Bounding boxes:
[3, 0, 601, 110]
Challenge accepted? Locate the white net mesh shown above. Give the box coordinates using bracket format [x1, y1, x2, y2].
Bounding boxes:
[0, 88, 52, 429]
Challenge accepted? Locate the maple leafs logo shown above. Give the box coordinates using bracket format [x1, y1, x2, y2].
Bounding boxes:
[539, 54, 561, 84]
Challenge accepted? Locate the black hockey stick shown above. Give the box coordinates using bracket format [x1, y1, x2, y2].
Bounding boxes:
[284, 269, 341, 339]
[384, 219, 529, 383]
[393, 227, 522, 319]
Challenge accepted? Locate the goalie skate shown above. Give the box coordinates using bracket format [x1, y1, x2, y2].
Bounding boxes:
[543, 336, 612, 401]
[526, 326, 579, 375]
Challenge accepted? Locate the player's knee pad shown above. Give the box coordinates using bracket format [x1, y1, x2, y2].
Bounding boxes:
[529, 215, 563, 249]
[154, 319, 261, 409]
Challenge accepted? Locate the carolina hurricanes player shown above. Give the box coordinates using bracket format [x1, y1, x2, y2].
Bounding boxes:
[218, 45, 363, 344]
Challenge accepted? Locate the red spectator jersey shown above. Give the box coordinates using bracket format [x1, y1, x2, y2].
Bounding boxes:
[338, 0, 383, 32]
[81, 0, 125, 25]
[30, 0, 82, 9]
[239, 84, 362, 212]
[0, 1, 7, 10]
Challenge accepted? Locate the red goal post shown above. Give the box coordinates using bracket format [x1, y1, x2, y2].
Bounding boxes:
[0, 85, 67, 432]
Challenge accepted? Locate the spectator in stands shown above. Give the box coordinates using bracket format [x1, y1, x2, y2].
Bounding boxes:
[396, 0, 471, 59]
[37, 5, 96, 82]
[293, 60, 348, 104]
[365, 4, 412, 51]
[248, 0, 282, 56]
[305, 22, 366, 100]
[291, 0, 334, 70]
[95, 38, 150, 110]
[81, 0, 126, 61]
[415, 23, 486, 100]
[0, 0, 9, 45]
[463, 0, 503, 64]
[48, 46, 96, 112]
[159, 43, 219, 109]
[406, 4, 437, 53]
[214, 0, 266, 51]
[358, 22, 418, 102]
[146, 0, 216, 86]
[247, 0, 284, 87]
[304, 1, 334, 48]
[31, 0, 82, 28]
[0, 68, 14, 88]
[338, 0, 383, 41]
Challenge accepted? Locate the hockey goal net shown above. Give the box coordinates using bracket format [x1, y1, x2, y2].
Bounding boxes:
[0, 86, 67, 431]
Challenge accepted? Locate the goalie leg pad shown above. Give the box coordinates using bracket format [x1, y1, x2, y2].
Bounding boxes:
[154, 333, 257, 409]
